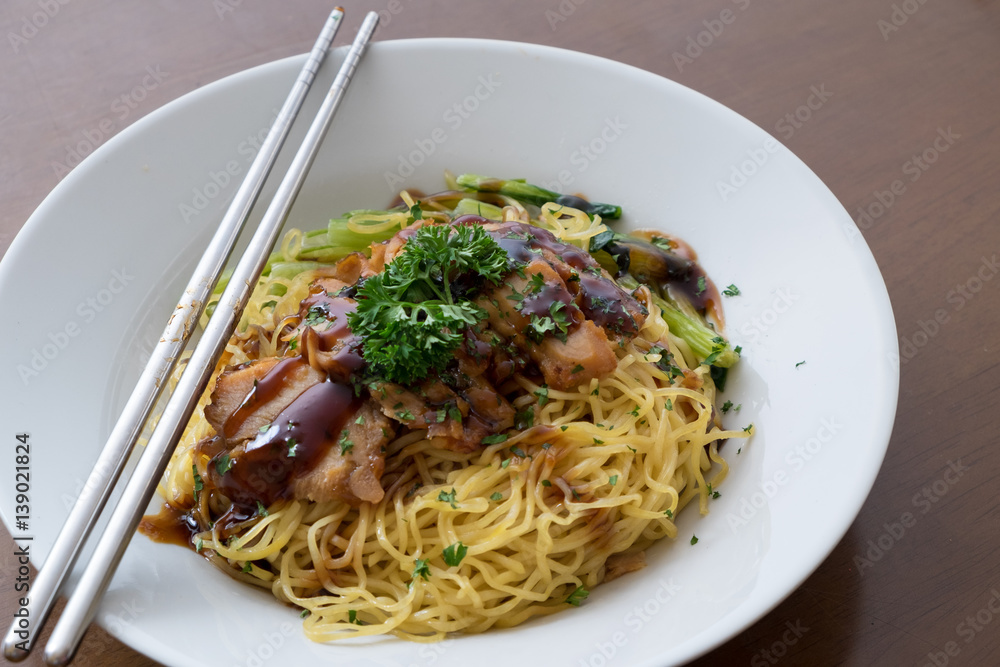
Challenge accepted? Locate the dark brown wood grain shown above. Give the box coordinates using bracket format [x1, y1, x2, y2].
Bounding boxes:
[2, 0, 999, 665]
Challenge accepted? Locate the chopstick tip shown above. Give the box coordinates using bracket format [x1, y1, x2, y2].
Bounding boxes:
[2, 640, 29, 662]
[43, 645, 74, 667]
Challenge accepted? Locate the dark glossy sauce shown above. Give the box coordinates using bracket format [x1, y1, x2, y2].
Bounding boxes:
[138, 504, 199, 548]
[660, 259, 716, 315]
[577, 273, 639, 335]
[211, 379, 362, 507]
[225, 357, 303, 439]
[478, 218, 598, 272]
[299, 290, 365, 376]
[479, 220, 641, 335]
[519, 282, 579, 322]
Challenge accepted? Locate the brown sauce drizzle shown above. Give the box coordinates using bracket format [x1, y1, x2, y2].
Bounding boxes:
[454, 217, 641, 336]
[138, 504, 199, 548]
[519, 282, 580, 323]
[299, 290, 365, 376]
[576, 273, 639, 335]
[224, 357, 303, 439]
[210, 379, 362, 507]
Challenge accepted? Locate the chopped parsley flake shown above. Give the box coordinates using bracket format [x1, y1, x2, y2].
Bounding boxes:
[482, 433, 508, 445]
[215, 453, 233, 475]
[534, 385, 550, 406]
[338, 429, 354, 455]
[411, 558, 431, 583]
[664, 509, 674, 519]
[437, 488, 459, 509]
[256, 500, 268, 517]
[490, 492, 503, 501]
[695, 276, 707, 296]
[690, 535, 699, 545]
[722, 284, 741, 297]
[796, 360, 806, 368]
[608, 475, 618, 486]
[442, 541, 468, 567]
[348, 609, 365, 625]
[303, 304, 329, 327]
[192, 465, 203, 502]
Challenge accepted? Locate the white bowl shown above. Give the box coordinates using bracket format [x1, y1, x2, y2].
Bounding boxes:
[0, 38, 898, 667]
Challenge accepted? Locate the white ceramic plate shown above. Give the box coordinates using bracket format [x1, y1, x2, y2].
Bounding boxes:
[0, 39, 897, 666]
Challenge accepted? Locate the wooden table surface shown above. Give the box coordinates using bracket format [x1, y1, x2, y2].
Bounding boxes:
[2, 0, 998, 665]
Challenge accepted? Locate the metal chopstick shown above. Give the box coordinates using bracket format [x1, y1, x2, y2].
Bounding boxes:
[42, 11, 380, 665]
[0, 7, 346, 663]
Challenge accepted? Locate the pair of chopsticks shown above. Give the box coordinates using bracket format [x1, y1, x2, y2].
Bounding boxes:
[2, 7, 379, 665]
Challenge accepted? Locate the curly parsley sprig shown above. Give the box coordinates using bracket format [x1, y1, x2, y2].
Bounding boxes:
[348, 224, 510, 384]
